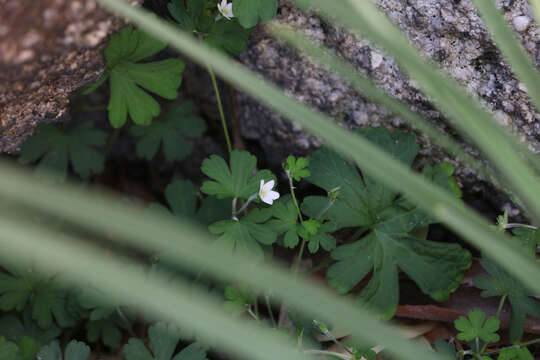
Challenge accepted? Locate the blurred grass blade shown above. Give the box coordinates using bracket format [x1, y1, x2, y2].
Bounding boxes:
[530, 0, 540, 29]
[308, 0, 540, 220]
[0, 217, 310, 360]
[471, 0, 540, 115]
[270, 25, 502, 189]
[0, 188, 450, 360]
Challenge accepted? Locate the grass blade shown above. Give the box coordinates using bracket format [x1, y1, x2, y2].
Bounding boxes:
[270, 25, 503, 190]
[471, 0, 540, 117]
[309, 0, 540, 221]
[0, 183, 449, 360]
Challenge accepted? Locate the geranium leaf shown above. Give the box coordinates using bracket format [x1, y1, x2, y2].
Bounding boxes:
[37, 340, 90, 360]
[232, 0, 277, 28]
[454, 309, 500, 343]
[130, 101, 206, 163]
[473, 256, 540, 342]
[209, 208, 276, 261]
[19, 122, 107, 182]
[86, 26, 185, 127]
[200, 150, 275, 200]
[124, 323, 207, 360]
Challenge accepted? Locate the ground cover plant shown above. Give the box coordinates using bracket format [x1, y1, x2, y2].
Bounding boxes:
[1, 0, 540, 360]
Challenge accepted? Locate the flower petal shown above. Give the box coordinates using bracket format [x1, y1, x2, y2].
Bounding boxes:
[264, 179, 275, 190]
[269, 191, 280, 201]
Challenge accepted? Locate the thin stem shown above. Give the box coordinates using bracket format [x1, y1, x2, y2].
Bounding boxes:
[286, 171, 303, 222]
[231, 197, 238, 220]
[246, 306, 260, 322]
[254, 298, 260, 318]
[116, 306, 135, 336]
[485, 338, 540, 355]
[480, 294, 507, 354]
[207, 65, 232, 155]
[293, 239, 306, 277]
[304, 350, 350, 360]
[496, 294, 507, 319]
[324, 331, 354, 356]
[237, 194, 258, 214]
[265, 295, 277, 327]
[316, 198, 336, 219]
[504, 223, 538, 230]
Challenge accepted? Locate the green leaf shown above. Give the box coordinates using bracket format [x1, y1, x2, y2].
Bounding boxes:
[422, 163, 462, 198]
[0, 336, 19, 360]
[301, 127, 420, 228]
[473, 257, 540, 342]
[433, 339, 456, 357]
[200, 150, 275, 200]
[327, 230, 470, 318]
[511, 228, 540, 258]
[168, 0, 204, 32]
[301, 128, 469, 316]
[150, 180, 230, 226]
[168, 0, 250, 55]
[209, 208, 276, 261]
[37, 340, 90, 360]
[232, 0, 277, 28]
[18, 122, 107, 182]
[284, 156, 310, 182]
[173, 343, 208, 360]
[124, 322, 208, 360]
[204, 20, 250, 55]
[224, 285, 256, 315]
[89, 26, 185, 127]
[86, 317, 123, 347]
[0, 312, 60, 360]
[454, 309, 500, 343]
[498, 347, 533, 360]
[305, 222, 337, 254]
[0, 265, 75, 329]
[268, 196, 301, 248]
[130, 101, 206, 162]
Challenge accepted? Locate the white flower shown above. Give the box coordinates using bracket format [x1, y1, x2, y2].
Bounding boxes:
[259, 179, 280, 205]
[217, 0, 234, 20]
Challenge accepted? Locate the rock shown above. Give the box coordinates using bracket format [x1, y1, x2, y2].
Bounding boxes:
[235, 0, 540, 200]
[0, 0, 140, 153]
[513, 15, 531, 32]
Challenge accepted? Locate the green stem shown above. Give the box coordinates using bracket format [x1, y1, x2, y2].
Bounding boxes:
[504, 223, 537, 230]
[207, 65, 232, 155]
[316, 198, 336, 219]
[265, 295, 277, 327]
[485, 338, 540, 355]
[246, 306, 260, 322]
[293, 239, 306, 277]
[480, 294, 507, 354]
[496, 294, 507, 319]
[286, 171, 303, 222]
[116, 306, 135, 336]
[304, 350, 350, 360]
[254, 298, 260, 318]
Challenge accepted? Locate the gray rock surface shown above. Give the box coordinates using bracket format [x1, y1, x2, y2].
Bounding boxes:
[0, 0, 140, 153]
[237, 0, 540, 197]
